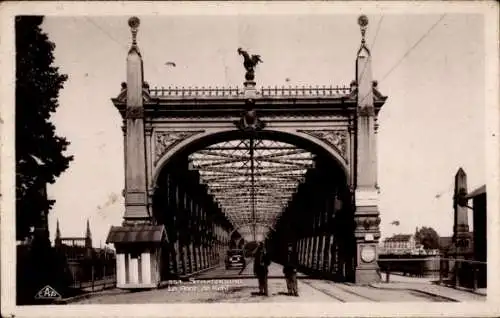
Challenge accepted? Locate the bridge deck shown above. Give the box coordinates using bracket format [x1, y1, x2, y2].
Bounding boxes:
[72, 261, 484, 304]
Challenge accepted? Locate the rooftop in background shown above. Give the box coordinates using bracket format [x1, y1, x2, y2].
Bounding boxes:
[384, 234, 413, 242]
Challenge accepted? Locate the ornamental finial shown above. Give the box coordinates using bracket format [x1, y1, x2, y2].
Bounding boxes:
[128, 16, 140, 47]
[357, 15, 369, 45]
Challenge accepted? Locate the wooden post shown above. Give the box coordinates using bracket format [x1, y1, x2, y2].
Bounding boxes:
[438, 256, 443, 285]
[91, 265, 95, 292]
[103, 263, 106, 289]
[473, 266, 478, 291]
[455, 260, 460, 288]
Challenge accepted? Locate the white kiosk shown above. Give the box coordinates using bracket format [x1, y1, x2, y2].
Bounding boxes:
[106, 225, 167, 289]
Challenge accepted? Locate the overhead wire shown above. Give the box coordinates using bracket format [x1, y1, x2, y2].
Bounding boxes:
[357, 14, 447, 106]
[81, 16, 168, 81]
[379, 14, 447, 83]
[77, 17, 170, 225]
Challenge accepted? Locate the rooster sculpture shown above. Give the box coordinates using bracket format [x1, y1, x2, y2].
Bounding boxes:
[237, 47, 263, 81]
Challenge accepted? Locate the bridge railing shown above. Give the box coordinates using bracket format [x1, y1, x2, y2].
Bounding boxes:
[149, 86, 242, 98]
[378, 256, 487, 291]
[148, 85, 352, 98]
[260, 85, 351, 97]
[69, 261, 117, 292]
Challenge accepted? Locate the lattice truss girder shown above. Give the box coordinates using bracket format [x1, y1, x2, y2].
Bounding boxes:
[189, 139, 315, 238]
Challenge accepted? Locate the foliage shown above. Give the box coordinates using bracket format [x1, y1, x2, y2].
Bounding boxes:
[16, 16, 73, 240]
[414, 226, 440, 250]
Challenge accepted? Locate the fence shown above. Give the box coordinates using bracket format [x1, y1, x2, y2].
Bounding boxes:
[378, 256, 486, 291]
[437, 257, 486, 290]
[68, 259, 117, 292]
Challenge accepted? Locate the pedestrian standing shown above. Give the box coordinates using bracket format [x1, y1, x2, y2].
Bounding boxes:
[253, 242, 270, 296]
[283, 243, 299, 296]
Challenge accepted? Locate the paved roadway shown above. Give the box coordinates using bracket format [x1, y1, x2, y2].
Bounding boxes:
[73, 261, 483, 304]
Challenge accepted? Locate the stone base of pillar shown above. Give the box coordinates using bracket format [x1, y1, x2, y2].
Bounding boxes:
[355, 266, 381, 285]
[244, 80, 256, 88]
[354, 242, 380, 285]
[243, 81, 257, 98]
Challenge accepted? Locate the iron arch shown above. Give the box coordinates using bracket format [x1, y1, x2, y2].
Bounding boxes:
[151, 128, 350, 189]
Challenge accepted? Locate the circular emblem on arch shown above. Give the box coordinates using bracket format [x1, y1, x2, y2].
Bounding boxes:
[360, 245, 376, 263]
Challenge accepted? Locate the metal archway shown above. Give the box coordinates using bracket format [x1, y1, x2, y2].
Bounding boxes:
[229, 222, 275, 238]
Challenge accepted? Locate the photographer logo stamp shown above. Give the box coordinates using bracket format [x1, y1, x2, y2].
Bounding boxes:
[34, 285, 62, 300]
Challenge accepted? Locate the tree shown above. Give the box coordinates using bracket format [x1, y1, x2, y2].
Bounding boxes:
[414, 226, 440, 250]
[16, 16, 73, 241]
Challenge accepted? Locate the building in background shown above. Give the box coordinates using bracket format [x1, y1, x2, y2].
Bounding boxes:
[55, 219, 116, 284]
[54, 219, 93, 260]
[379, 234, 426, 255]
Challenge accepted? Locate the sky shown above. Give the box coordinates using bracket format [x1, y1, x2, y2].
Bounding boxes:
[39, 12, 487, 247]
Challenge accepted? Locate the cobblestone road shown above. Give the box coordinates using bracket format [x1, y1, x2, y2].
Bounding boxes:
[73, 262, 482, 304]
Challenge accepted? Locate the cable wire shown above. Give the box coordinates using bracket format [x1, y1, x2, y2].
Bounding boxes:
[82, 17, 166, 80]
[380, 14, 446, 83]
[358, 14, 447, 106]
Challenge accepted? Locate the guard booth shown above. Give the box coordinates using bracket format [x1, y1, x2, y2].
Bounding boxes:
[106, 225, 167, 289]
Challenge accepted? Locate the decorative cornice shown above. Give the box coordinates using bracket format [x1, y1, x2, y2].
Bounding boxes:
[145, 126, 153, 136]
[154, 130, 204, 165]
[299, 129, 348, 160]
[126, 107, 144, 119]
[116, 87, 152, 104]
[354, 215, 381, 232]
[358, 106, 375, 117]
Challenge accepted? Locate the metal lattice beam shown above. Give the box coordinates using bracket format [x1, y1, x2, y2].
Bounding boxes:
[189, 139, 315, 237]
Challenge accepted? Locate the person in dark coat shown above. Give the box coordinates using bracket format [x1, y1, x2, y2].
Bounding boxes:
[253, 242, 270, 296]
[283, 243, 299, 296]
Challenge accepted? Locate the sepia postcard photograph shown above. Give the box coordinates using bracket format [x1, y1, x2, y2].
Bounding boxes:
[0, 1, 499, 317]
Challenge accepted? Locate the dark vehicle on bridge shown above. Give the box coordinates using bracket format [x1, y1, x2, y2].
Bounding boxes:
[225, 249, 246, 269]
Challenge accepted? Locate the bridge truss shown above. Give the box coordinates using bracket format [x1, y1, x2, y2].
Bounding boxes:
[189, 139, 315, 241]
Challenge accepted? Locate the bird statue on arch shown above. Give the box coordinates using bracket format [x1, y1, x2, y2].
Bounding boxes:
[237, 47, 263, 81]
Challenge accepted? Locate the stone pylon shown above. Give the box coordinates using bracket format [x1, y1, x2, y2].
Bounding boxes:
[123, 16, 151, 225]
[453, 167, 472, 257]
[353, 14, 381, 285]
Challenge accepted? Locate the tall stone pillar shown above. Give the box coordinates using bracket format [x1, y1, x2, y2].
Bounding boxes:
[353, 15, 381, 284]
[453, 168, 472, 257]
[123, 17, 150, 225]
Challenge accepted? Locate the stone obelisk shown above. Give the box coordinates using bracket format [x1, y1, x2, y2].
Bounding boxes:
[453, 168, 472, 257]
[353, 15, 381, 285]
[123, 17, 150, 225]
